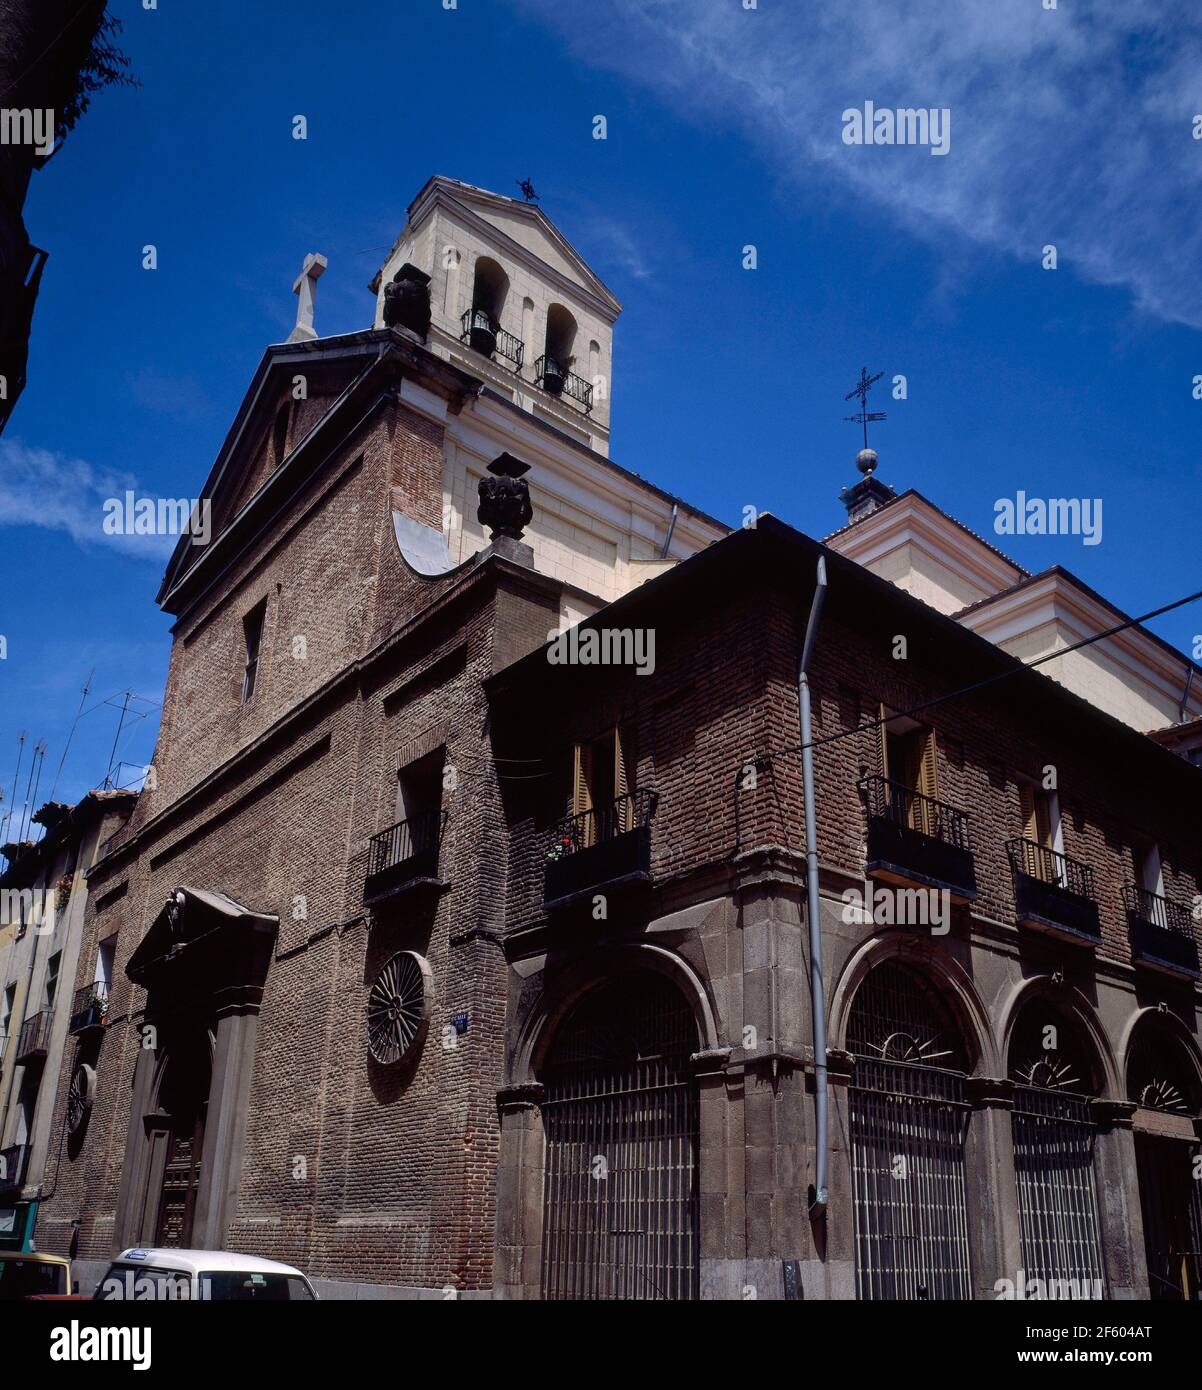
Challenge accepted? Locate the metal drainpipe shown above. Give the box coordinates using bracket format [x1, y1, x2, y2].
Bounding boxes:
[799, 555, 828, 1217]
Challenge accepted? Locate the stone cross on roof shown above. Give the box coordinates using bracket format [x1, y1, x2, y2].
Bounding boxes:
[286, 252, 328, 343]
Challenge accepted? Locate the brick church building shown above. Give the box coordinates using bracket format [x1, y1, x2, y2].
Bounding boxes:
[35, 177, 1202, 1299]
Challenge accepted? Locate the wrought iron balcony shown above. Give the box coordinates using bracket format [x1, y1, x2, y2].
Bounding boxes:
[15, 1009, 51, 1063]
[533, 355, 593, 414]
[1123, 884, 1199, 977]
[859, 775, 976, 902]
[460, 308, 524, 370]
[70, 981, 111, 1034]
[545, 789, 659, 909]
[1006, 838, 1100, 944]
[365, 809, 445, 905]
[0, 1143, 28, 1194]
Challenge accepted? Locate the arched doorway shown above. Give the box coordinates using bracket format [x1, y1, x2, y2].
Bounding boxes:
[1008, 1001, 1105, 1298]
[150, 1034, 212, 1248]
[1127, 1020, 1202, 1300]
[847, 960, 973, 1299]
[538, 972, 699, 1300]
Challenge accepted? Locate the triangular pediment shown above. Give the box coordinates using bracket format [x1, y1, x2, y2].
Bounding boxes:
[375, 176, 622, 319]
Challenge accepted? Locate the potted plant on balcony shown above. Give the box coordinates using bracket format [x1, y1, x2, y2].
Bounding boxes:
[546, 834, 574, 862]
[55, 873, 75, 913]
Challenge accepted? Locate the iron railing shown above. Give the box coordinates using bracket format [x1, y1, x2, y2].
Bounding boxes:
[70, 981, 111, 1034]
[368, 809, 444, 881]
[0, 1143, 28, 1192]
[533, 355, 594, 414]
[15, 1009, 50, 1062]
[859, 775, 972, 850]
[459, 308, 524, 369]
[1006, 838, 1095, 900]
[548, 789, 659, 860]
[1123, 884, 1196, 939]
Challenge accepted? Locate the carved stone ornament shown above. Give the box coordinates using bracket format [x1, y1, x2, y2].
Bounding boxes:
[477, 452, 533, 542]
[382, 262, 432, 337]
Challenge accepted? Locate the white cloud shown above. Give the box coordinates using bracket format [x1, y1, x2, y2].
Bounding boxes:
[0, 440, 176, 560]
[514, 0, 1202, 327]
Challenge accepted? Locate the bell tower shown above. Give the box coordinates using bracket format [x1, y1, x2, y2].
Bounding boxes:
[370, 177, 622, 457]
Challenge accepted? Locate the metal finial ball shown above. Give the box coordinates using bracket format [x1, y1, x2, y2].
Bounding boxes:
[856, 447, 878, 476]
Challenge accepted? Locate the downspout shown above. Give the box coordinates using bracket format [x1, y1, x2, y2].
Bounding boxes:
[799, 555, 828, 1217]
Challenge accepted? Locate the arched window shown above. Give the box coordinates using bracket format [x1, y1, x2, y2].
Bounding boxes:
[1008, 1000, 1105, 1298]
[847, 960, 973, 1299]
[538, 971, 698, 1300]
[1127, 1018, 1202, 1299]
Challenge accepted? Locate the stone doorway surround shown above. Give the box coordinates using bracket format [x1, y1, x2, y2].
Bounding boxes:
[113, 887, 278, 1252]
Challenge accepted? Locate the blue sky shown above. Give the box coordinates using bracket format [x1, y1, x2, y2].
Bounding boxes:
[1, 0, 1200, 835]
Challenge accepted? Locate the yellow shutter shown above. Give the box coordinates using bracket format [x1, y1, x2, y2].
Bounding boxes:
[1019, 782, 1037, 842]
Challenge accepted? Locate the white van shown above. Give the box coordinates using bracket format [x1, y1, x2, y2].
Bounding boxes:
[93, 1248, 318, 1301]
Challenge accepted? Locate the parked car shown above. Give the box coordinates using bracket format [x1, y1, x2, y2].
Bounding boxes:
[0, 1250, 73, 1300]
[92, 1248, 318, 1301]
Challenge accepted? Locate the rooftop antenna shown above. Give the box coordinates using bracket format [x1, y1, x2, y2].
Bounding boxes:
[102, 691, 133, 790]
[2, 730, 25, 846]
[516, 178, 539, 204]
[47, 668, 93, 804]
[843, 365, 887, 461]
[19, 740, 46, 844]
[17, 738, 44, 845]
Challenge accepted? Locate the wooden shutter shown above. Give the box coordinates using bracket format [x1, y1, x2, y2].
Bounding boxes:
[1019, 782, 1038, 843]
[917, 729, 938, 802]
[614, 723, 634, 832]
[572, 741, 593, 816]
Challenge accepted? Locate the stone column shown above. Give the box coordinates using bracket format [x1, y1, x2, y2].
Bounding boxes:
[1092, 1100, 1145, 1300]
[494, 1083, 545, 1300]
[194, 1004, 262, 1251]
[112, 1028, 158, 1251]
[964, 1077, 1021, 1299]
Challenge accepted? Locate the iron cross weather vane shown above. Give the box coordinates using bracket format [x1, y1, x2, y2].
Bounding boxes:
[843, 366, 887, 451]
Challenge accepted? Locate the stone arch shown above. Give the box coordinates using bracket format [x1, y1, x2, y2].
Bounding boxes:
[997, 977, 1120, 1099]
[1120, 1007, 1202, 1114]
[470, 255, 509, 323]
[508, 942, 719, 1088]
[829, 934, 998, 1076]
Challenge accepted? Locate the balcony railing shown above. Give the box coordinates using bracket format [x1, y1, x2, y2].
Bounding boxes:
[0, 1143, 28, 1194]
[1123, 883, 1199, 977]
[365, 808, 444, 904]
[1006, 838, 1100, 944]
[460, 308, 524, 370]
[545, 789, 659, 908]
[15, 1009, 50, 1063]
[533, 355, 593, 414]
[70, 981, 111, 1034]
[859, 776, 976, 901]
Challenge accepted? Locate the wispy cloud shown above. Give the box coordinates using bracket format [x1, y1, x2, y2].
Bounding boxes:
[0, 440, 176, 560]
[514, 0, 1202, 327]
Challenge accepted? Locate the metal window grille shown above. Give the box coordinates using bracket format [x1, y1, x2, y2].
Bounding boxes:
[540, 974, 698, 1300]
[1011, 1087, 1105, 1298]
[847, 962, 973, 1300]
